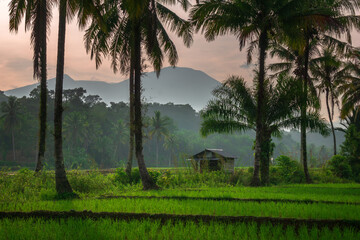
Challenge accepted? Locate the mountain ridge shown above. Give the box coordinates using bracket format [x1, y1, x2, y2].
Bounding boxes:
[4, 67, 221, 111]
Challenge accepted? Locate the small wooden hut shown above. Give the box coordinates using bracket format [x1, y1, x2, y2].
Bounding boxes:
[188, 149, 236, 172]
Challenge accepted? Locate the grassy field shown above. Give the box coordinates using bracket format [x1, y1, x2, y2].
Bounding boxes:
[1, 170, 360, 239]
[2, 197, 360, 220]
[2, 218, 359, 240]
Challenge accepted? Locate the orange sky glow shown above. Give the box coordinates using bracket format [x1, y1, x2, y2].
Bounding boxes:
[0, 1, 256, 91]
[0, 0, 359, 96]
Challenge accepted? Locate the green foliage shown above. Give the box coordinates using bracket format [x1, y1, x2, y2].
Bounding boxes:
[0, 168, 54, 202]
[67, 170, 115, 194]
[328, 155, 352, 180]
[0, 88, 339, 170]
[310, 168, 347, 184]
[274, 155, 305, 183]
[114, 168, 142, 185]
[341, 124, 360, 179]
[1, 219, 359, 240]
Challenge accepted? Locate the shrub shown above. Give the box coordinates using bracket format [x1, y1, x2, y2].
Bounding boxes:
[114, 168, 130, 185]
[328, 155, 352, 180]
[68, 170, 115, 194]
[229, 169, 252, 186]
[310, 167, 346, 183]
[148, 169, 162, 183]
[275, 155, 304, 183]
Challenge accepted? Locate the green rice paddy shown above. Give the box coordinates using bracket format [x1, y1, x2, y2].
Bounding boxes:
[1, 177, 360, 239]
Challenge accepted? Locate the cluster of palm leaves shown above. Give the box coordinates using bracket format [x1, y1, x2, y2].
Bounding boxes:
[194, 0, 360, 185]
[8, 0, 360, 191]
[9, 0, 194, 193]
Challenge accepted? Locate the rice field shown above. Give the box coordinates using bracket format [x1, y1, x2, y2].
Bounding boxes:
[1, 183, 360, 239]
[1, 198, 360, 220]
[1, 218, 359, 240]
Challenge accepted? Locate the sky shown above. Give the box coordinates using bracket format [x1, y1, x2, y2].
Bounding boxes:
[0, 0, 256, 91]
[1, 1, 360, 120]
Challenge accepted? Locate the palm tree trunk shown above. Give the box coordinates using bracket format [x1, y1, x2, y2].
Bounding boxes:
[301, 36, 311, 183]
[156, 138, 159, 167]
[126, 59, 135, 177]
[54, 0, 73, 194]
[252, 30, 268, 186]
[325, 89, 337, 155]
[11, 129, 15, 162]
[261, 131, 271, 186]
[133, 21, 158, 190]
[35, 1, 48, 172]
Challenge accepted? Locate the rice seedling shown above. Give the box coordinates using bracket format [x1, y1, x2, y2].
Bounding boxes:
[0, 218, 359, 240]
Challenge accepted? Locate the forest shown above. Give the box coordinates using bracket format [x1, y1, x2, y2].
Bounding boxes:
[0, 87, 341, 170]
[1, 0, 360, 239]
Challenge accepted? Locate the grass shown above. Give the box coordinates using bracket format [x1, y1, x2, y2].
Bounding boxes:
[1, 197, 360, 220]
[112, 184, 360, 203]
[1, 218, 359, 240]
[1, 169, 360, 239]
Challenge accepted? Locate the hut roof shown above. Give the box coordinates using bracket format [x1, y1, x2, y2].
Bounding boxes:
[190, 149, 237, 160]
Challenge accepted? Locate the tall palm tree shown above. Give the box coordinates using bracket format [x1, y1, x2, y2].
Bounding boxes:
[9, 0, 54, 172]
[54, 0, 103, 194]
[63, 111, 89, 153]
[339, 50, 360, 118]
[111, 119, 128, 162]
[269, 37, 326, 183]
[163, 134, 179, 167]
[149, 111, 172, 166]
[270, 32, 357, 183]
[84, 0, 192, 189]
[201, 75, 329, 185]
[310, 46, 351, 155]
[191, 0, 336, 185]
[1, 97, 22, 162]
[287, 0, 360, 182]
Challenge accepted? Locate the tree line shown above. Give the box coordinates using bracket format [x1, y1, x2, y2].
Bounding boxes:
[5, 0, 360, 193]
[2, 89, 337, 170]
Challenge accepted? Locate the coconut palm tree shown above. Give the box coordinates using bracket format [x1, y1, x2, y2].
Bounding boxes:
[149, 111, 172, 166]
[339, 50, 360, 119]
[310, 46, 352, 155]
[269, 37, 327, 183]
[54, 0, 103, 194]
[63, 111, 89, 153]
[1, 97, 22, 162]
[270, 32, 356, 182]
[191, 0, 339, 185]
[111, 119, 128, 162]
[273, 0, 360, 182]
[201, 74, 329, 185]
[84, 0, 192, 189]
[9, 0, 54, 172]
[163, 134, 179, 167]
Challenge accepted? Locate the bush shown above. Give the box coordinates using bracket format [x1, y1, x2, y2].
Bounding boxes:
[310, 167, 347, 183]
[328, 155, 352, 179]
[114, 168, 157, 186]
[68, 170, 115, 194]
[114, 168, 130, 185]
[0, 168, 55, 202]
[275, 155, 304, 183]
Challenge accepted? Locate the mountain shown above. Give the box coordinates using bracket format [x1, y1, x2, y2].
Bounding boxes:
[287, 129, 346, 148]
[4, 67, 221, 111]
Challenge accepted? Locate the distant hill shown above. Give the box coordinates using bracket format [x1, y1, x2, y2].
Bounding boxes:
[287, 129, 345, 148]
[5, 67, 221, 111]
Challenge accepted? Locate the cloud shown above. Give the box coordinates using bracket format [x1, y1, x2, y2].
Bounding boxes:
[4, 58, 32, 71]
[239, 63, 256, 69]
